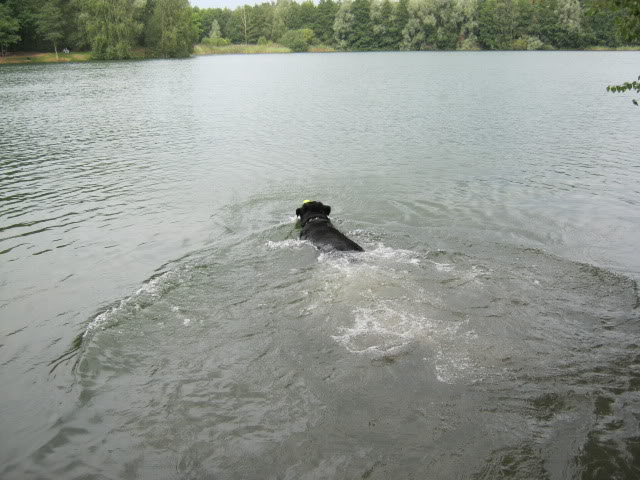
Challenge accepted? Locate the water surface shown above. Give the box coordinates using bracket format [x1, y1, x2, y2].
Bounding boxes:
[1, 52, 639, 479]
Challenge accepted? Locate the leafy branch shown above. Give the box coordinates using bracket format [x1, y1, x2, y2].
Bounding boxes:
[607, 76, 640, 106]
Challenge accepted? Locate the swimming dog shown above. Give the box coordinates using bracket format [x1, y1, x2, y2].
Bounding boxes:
[295, 200, 364, 252]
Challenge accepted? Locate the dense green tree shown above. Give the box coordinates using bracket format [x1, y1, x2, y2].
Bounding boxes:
[215, 9, 234, 40]
[191, 6, 204, 42]
[286, 1, 303, 29]
[393, 0, 410, 47]
[146, 0, 193, 57]
[249, 3, 274, 42]
[334, 0, 354, 48]
[1, 0, 637, 59]
[223, 4, 270, 44]
[536, 0, 587, 48]
[270, 0, 289, 41]
[203, 18, 230, 45]
[280, 27, 314, 50]
[191, 6, 227, 42]
[371, 0, 400, 49]
[478, 0, 528, 49]
[315, 0, 339, 43]
[334, 0, 376, 50]
[402, 0, 477, 50]
[298, 0, 317, 30]
[76, 0, 141, 59]
[350, 0, 375, 49]
[591, 0, 640, 41]
[582, 0, 621, 47]
[0, 3, 21, 56]
[209, 18, 221, 39]
[36, 0, 66, 59]
[225, 6, 250, 43]
[4, 0, 38, 51]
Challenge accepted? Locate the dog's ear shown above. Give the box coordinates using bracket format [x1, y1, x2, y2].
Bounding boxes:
[323, 205, 331, 216]
[296, 208, 302, 217]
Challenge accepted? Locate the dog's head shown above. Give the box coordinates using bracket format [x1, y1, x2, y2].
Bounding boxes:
[296, 200, 331, 219]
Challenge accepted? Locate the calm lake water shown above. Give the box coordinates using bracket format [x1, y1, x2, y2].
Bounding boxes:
[1, 51, 639, 479]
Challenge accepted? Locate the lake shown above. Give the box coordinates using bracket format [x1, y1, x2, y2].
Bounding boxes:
[1, 51, 639, 479]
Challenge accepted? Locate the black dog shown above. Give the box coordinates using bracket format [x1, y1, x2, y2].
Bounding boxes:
[295, 201, 364, 252]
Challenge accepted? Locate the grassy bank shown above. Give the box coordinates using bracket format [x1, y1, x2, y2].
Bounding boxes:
[193, 43, 336, 55]
[585, 46, 640, 51]
[0, 48, 151, 64]
[308, 45, 336, 53]
[193, 44, 291, 55]
[0, 51, 92, 64]
[2, 44, 633, 65]
[1, 44, 332, 65]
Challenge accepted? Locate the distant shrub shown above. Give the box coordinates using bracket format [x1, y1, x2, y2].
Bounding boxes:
[257, 36, 268, 46]
[280, 28, 314, 53]
[458, 35, 480, 51]
[204, 37, 230, 47]
[512, 36, 545, 51]
[526, 36, 545, 50]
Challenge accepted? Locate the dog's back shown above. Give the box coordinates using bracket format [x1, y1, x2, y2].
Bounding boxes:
[295, 201, 364, 252]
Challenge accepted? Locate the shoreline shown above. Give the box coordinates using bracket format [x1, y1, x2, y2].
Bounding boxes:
[1, 45, 639, 65]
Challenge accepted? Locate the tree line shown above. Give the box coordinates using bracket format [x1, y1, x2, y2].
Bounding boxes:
[193, 0, 635, 51]
[0, 0, 193, 59]
[0, 0, 637, 59]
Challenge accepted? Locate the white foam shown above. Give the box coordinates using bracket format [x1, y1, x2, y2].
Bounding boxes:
[183, 318, 191, 326]
[272, 216, 298, 227]
[363, 244, 421, 265]
[315, 244, 422, 270]
[434, 351, 474, 384]
[433, 262, 454, 272]
[266, 239, 310, 249]
[457, 264, 492, 284]
[329, 298, 479, 384]
[331, 303, 429, 355]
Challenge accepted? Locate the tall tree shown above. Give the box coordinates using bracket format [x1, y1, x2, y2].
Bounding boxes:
[591, 0, 640, 41]
[249, 4, 274, 42]
[350, 0, 374, 49]
[315, 0, 339, 44]
[36, 0, 65, 59]
[271, 0, 291, 41]
[191, 6, 204, 43]
[333, 0, 375, 50]
[0, 3, 21, 56]
[371, 0, 398, 49]
[77, 0, 141, 59]
[224, 5, 256, 44]
[4, 0, 37, 51]
[333, 0, 354, 49]
[582, 0, 621, 47]
[477, 0, 529, 49]
[298, 0, 317, 30]
[146, 0, 193, 57]
[240, 5, 249, 44]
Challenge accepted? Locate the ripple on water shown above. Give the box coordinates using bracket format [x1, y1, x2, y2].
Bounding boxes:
[24, 219, 639, 480]
[3, 53, 640, 479]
